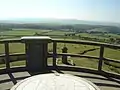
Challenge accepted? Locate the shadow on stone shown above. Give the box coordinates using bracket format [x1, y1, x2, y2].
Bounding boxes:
[28, 69, 53, 76]
[94, 83, 120, 88]
[8, 73, 17, 85]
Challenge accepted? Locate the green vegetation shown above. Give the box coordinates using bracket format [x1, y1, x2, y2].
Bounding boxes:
[0, 28, 120, 74]
[0, 29, 51, 35]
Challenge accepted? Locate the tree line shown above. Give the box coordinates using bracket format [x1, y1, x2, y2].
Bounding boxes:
[0, 23, 120, 33]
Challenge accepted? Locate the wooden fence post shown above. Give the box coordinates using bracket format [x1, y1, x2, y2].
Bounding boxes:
[5, 42, 10, 69]
[53, 42, 57, 67]
[98, 45, 104, 71]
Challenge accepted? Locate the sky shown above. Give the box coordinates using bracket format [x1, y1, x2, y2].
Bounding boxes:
[0, 0, 120, 23]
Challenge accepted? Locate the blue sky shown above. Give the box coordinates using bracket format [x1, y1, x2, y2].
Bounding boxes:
[0, 0, 120, 23]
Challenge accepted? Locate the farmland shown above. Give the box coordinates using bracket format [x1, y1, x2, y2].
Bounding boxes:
[0, 28, 120, 74]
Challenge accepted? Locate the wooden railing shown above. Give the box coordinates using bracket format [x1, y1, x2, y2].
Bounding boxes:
[0, 39, 24, 69]
[51, 39, 120, 71]
[0, 39, 120, 77]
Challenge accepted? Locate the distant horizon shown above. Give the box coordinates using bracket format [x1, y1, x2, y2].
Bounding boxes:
[0, 0, 119, 23]
[1, 16, 120, 24]
[0, 17, 120, 24]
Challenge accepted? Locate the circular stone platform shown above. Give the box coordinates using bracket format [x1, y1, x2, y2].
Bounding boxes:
[11, 73, 100, 90]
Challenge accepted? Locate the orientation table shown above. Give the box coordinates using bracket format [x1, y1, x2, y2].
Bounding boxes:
[11, 73, 100, 90]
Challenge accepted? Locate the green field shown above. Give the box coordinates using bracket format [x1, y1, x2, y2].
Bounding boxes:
[0, 29, 51, 35]
[0, 29, 120, 74]
[1, 29, 119, 40]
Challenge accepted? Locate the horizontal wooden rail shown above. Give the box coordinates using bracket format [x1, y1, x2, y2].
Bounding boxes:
[10, 59, 25, 62]
[0, 39, 120, 49]
[48, 53, 120, 67]
[48, 53, 99, 60]
[0, 53, 25, 57]
[0, 52, 119, 68]
[0, 38, 120, 79]
[0, 39, 21, 43]
[104, 58, 120, 64]
[0, 53, 26, 63]
[52, 39, 120, 49]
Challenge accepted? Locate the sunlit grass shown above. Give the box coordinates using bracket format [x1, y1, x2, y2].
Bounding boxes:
[0, 30, 120, 74]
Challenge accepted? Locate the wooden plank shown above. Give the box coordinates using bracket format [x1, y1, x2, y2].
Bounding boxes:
[101, 71, 120, 79]
[0, 39, 21, 44]
[0, 53, 26, 62]
[104, 58, 120, 64]
[48, 53, 99, 60]
[53, 42, 57, 66]
[0, 53, 25, 58]
[98, 45, 104, 71]
[0, 38, 120, 48]
[52, 39, 120, 49]
[4, 42, 10, 69]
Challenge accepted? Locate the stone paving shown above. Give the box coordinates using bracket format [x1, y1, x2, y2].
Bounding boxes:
[0, 70, 120, 90]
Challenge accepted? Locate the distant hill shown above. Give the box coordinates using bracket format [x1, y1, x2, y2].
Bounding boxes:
[0, 18, 120, 34]
[88, 26, 120, 33]
[0, 18, 120, 27]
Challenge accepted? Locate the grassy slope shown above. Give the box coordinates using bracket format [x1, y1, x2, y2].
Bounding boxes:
[0, 29, 120, 73]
